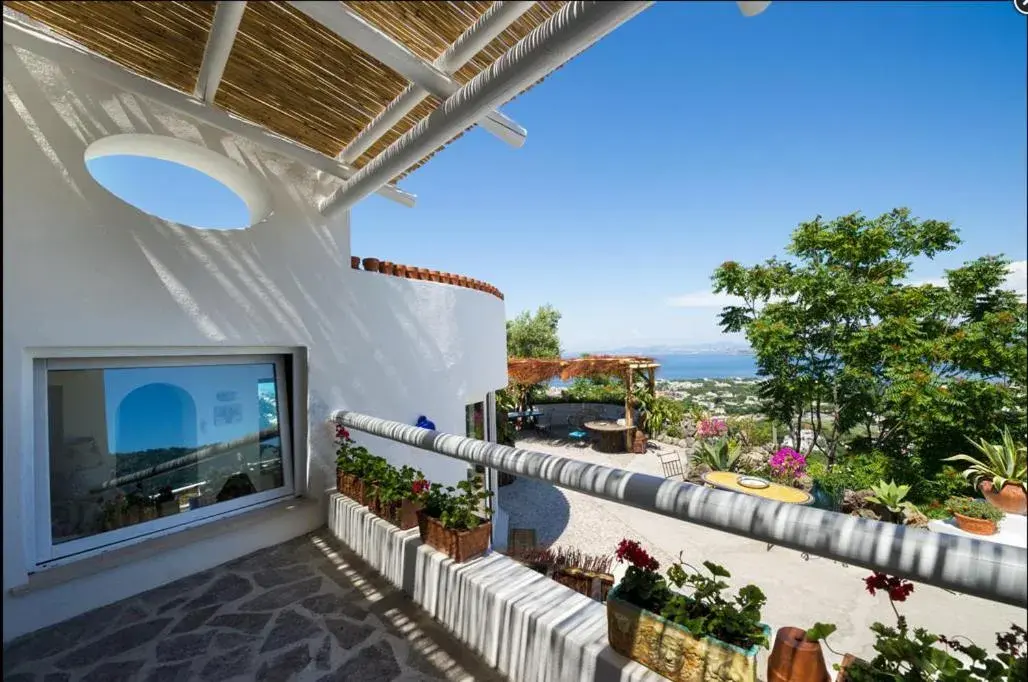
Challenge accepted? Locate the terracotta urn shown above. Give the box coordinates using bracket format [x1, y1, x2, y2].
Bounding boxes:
[362, 257, 379, 272]
[350, 256, 360, 269]
[767, 627, 830, 682]
[953, 512, 997, 536]
[980, 480, 1027, 515]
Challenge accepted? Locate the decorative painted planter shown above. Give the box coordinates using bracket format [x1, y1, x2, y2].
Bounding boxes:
[337, 472, 367, 504]
[362, 257, 379, 272]
[350, 256, 360, 269]
[554, 567, 615, 602]
[606, 585, 768, 682]
[980, 481, 1027, 515]
[953, 512, 997, 535]
[416, 510, 491, 563]
[767, 627, 830, 682]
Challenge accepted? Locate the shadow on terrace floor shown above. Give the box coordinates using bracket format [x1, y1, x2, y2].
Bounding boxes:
[3, 530, 504, 682]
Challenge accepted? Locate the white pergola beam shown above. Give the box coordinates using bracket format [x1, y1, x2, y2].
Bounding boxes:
[340, 1, 536, 164]
[320, 1, 652, 217]
[289, 1, 528, 149]
[194, 1, 247, 104]
[2, 18, 416, 208]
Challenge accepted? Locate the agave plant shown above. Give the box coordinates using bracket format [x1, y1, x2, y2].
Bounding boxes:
[693, 437, 743, 473]
[944, 428, 1027, 492]
[866, 479, 917, 523]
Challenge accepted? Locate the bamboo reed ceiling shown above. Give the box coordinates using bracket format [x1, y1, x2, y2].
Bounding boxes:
[5, 0, 568, 182]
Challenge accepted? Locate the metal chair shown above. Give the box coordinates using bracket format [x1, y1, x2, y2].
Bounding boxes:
[567, 415, 589, 447]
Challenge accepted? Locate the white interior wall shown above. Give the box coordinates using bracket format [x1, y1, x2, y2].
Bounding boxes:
[2, 45, 506, 640]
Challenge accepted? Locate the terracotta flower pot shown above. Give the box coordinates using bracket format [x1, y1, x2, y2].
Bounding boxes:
[362, 257, 379, 272]
[457, 275, 469, 287]
[953, 512, 997, 535]
[980, 480, 1026, 515]
[835, 653, 866, 682]
[418, 268, 431, 281]
[431, 272, 442, 283]
[350, 256, 360, 269]
[393, 264, 407, 278]
[416, 510, 491, 563]
[767, 627, 830, 682]
[398, 500, 422, 530]
[338, 472, 366, 504]
[553, 567, 615, 602]
[379, 260, 392, 274]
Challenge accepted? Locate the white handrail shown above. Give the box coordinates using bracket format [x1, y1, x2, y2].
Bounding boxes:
[334, 410, 1028, 607]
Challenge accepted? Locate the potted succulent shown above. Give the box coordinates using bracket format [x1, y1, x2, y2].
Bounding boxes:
[946, 496, 1004, 536]
[814, 572, 1026, 681]
[606, 539, 769, 682]
[945, 428, 1027, 515]
[415, 478, 493, 563]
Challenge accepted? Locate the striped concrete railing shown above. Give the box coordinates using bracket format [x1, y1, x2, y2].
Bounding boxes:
[350, 255, 504, 300]
[333, 410, 1028, 608]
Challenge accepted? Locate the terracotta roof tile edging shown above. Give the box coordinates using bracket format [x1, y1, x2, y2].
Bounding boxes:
[350, 256, 503, 301]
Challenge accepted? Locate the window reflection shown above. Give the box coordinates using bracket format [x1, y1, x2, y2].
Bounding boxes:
[47, 362, 285, 545]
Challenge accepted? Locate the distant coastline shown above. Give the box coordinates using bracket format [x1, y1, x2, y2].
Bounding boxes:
[552, 351, 759, 384]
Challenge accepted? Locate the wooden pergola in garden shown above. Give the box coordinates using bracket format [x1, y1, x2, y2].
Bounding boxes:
[507, 355, 660, 448]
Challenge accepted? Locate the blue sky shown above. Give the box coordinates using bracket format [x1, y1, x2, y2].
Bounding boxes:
[92, 2, 1027, 352]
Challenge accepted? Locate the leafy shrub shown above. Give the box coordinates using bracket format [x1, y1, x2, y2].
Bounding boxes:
[731, 417, 776, 447]
[946, 496, 1004, 522]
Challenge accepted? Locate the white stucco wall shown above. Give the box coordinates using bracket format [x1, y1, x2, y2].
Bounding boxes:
[2, 45, 506, 640]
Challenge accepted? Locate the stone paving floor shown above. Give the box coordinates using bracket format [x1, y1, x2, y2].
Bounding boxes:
[3, 530, 505, 682]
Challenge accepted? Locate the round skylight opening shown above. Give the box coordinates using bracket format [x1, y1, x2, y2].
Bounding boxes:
[84, 134, 271, 230]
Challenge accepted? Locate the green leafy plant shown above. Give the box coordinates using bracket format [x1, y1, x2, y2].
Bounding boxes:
[418, 478, 492, 531]
[613, 539, 768, 651]
[946, 496, 1004, 522]
[816, 572, 1026, 681]
[866, 479, 918, 523]
[944, 428, 1027, 492]
[693, 437, 744, 473]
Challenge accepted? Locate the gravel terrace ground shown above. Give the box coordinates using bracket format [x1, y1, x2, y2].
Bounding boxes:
[500, 430, 1028, 670]
[3, 531, 504, 682]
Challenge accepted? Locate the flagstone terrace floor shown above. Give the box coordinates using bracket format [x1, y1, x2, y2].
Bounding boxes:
[3, 530, 504, 682]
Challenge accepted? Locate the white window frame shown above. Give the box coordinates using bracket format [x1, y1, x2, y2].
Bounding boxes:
[32, 352, 297, 568]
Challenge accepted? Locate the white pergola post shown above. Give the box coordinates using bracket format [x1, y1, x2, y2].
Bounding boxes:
[320, 0, 653, 218]
[288, 1, 528, 150]
[339, 1, 537, 164]
[194, 1, 247, 104]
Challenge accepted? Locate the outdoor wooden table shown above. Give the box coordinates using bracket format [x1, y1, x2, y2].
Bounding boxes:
[584, 420, 633, 453]
[701, 471, 814, 505]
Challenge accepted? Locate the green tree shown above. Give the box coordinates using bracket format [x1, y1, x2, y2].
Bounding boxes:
[506, 304, 562, 358]
[713, 208, 1026, 470]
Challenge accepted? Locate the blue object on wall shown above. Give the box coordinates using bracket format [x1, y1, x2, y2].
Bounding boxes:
[416, 415, 436, 430]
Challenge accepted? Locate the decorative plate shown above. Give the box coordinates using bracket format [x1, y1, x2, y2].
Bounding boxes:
[738, 476, 771, 489]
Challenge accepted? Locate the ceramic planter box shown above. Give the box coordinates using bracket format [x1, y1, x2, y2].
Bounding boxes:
[606, 585, 768, 682]
[416, 510, 491, 563]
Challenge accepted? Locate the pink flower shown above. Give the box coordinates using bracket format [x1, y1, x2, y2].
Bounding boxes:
[769, 447, 806, 479]
[697, 418, 728, 439]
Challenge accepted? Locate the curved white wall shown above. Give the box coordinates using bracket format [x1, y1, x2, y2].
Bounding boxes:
[2, 45, 506, 639]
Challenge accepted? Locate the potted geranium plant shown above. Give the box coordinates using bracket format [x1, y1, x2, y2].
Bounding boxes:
[946, 496, 1004, 536]
[945, 428, 1027, 515]
[811, 572, 1026, 681]
[606, 539, 769, 682]
[367, 465, 425, 530]
[415, 478, 492, 563]
[335, 424, 378, 504]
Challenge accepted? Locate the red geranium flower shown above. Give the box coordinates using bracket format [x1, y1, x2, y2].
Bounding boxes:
[615, 539, 659, 571]
[864, 572, 914, 602]
[335, 425, 351, 441]
[411, 479, 430, 495]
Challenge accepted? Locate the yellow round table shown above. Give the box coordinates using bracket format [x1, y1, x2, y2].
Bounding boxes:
[701, 471, 814, 505]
